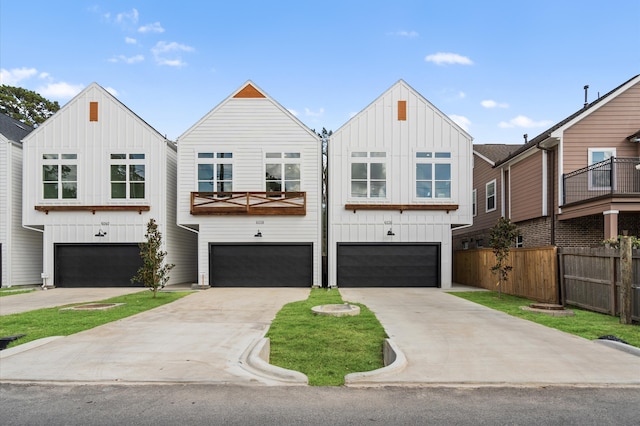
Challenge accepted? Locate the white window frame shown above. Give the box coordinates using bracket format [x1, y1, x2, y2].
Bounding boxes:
[472, 189, 477, 217]
[349, 151, 388, 199]
[414, 151, 453, 200]
[42, 153, 78, 200]
[486, 179, 496, 212]
[196, 152, 233, 194]
[515, 235, 524, 248]
[588, 148, 616, 190]
[264, 152, 302, 195]
[109, 153, 146, 200]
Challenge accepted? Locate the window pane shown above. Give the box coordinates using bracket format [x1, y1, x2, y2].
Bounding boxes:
[217, 152, 233, 158]
[370, 182, 386, 198]
[43, 165, 58, 181]
[198, 153, 214, 159]
[417, 181, 432, 198]
[285, 164, 300, 180]
[111, 154, 126, 159]
[285, 181, 300, 192]
[218, 181, 233, 192]
[435, 181, 451, 198]
[416, 152, 432, 158]
[198, 181, 214, 192]
[217, 164, 233, 180]
[370, 163, 386, 180]
[351, 152, 367, 157]
[487, 182, 495, 196]
[61, 165, 77, 181]
[370, 152, 386, 158]
[351, 181, 367, 197]
[435, 164, 451, 180]
[198, 164, 214, 180]
[416, 163, 431, 180]
[43, 183, 58, 199]
[266, 181, 281, 192]
[351, 163, 367, 180]
[130, 183, 145, 198]
[43, 154, 58, 160]
[129, 165, 145, 181]
[487, 196, 495, 210]
[284, 153, 300, 158]
[435, 152, 451, 158]
[265, 164, 281, 180]
[62, 182, 77, 199]
[266, 153, 281, 158]
[111, 183, 126, 198]
[129, 153, 145, 159]
[61, 154, 77, 160]
[111, 165, 126, 181]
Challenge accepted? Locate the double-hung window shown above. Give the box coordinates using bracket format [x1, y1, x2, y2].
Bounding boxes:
[415, 152, 451, 199]
[42, 153, 78, 199]
[486, 179, 496, 212]
[265, 152, 301, 195]
[198, 152, 233, 195]
[588, 148, 615, 190]
[110, 153, 145, 199]
[350, 152, 387, 198]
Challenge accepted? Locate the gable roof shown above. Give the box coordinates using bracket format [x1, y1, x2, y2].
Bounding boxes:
[474, 144, 518, 165]
[0, 113, 34, 143]
[494, 74, 640, 167]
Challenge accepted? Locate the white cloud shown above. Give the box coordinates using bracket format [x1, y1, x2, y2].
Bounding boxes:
[105, 87, 119, 97]
[458, 91, 466, 99]
[125, 37, 138, 44]
[115, 8, 139, 25]
[108, 54, 145, 64]
[0, 67, 38, 85]
[389, 30, 419, 38]
[481, 99, 509, 109]
[449, 114, 471, 131]
[425, 52, 473, 66]
[288, 109, 299, 117]
[151, 41, 194, 67]
[498, 115, 553, 129]
[138, 22, 164, 33]
[37, 82, 84, 99]
[304, 107, 324, 117]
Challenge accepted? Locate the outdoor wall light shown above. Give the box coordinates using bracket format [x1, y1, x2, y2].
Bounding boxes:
[387, 228, 395, 236]
[254, 230, 262, 237]
[95, 229, 107, 237]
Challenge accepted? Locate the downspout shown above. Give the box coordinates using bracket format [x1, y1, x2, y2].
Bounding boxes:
[535, 140, 555, 245]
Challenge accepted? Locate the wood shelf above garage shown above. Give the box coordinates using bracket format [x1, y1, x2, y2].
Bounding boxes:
[344, 204, 459, 213]
[34, 205, 150, 215]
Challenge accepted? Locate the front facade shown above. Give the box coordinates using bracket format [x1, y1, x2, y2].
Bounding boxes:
[22, 83, 196, 287]
[0, 114, 42, 287]
[176, 82, 322, 287]
[328, 80, 473, 288]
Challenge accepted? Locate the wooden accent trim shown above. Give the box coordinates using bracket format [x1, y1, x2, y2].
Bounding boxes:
[345, 203, 458, 213]
[398, 100, 407, 121]
[191, 192, 306, 215]
[233, 84, 265, 99]
[35, 205, 150, 215]
[89, 102, 98, 122]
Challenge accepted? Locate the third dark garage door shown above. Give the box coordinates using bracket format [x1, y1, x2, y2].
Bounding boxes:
[209, 243, 313, 287]
[337, 243, 440, 287]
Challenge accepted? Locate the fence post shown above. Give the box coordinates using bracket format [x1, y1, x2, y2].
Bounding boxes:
[620, 235, 633, 324]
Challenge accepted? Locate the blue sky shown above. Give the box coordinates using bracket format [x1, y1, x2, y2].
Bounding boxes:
[1, 0, 638, 144]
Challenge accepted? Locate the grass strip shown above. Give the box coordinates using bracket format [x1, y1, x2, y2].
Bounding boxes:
[0, 290, 192, 349]
[450, 291, 640, 348]
[0, 288, 36, 297]
[266, 288, 388, 386]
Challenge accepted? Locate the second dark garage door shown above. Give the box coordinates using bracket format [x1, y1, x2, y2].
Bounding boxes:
[337, 243, 440, 287]
[55, 243, 143, 287]
[209, 243, 313, 287]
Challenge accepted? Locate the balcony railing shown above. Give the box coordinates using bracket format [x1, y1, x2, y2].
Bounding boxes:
[563, 157, 640, 206]
[190, 191, 306, 215]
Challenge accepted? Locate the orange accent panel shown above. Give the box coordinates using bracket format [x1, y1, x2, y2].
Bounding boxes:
[89, 102, 98, 122]
[233, 84, 266, 98]
[398, 100, 407, 121]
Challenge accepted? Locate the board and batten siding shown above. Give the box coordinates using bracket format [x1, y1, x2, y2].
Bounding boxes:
[509, 151, 544, 222]
[22, 83, 193, 286]
[177, 82, 322, 287]
[0, 139, 7, 286]
[328, 80, 473, 288]
[562, 80, 640, 174]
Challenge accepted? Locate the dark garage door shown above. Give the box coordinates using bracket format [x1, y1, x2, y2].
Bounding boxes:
[209, 243, 312, 287]
[55, 244, 143, 287]
[337, 243, 440, 287]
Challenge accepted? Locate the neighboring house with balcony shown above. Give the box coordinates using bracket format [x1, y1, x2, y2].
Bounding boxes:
[328, 80, 473, 288]
[455, 74, 640, 249]
[21, 83, 196, 287]
[176, 81, 322, 287]
[0, 113, 41, 287]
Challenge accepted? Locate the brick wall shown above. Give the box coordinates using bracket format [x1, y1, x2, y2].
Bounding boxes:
[513, 217, 552, 247]
[554, 215, 604, 247]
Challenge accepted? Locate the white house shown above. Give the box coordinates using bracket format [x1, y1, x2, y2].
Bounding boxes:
[328, 80, 473, 288]
[0, 113, 42, 287]
[176, 81, 322, 287]
[21, 83, 196, 288]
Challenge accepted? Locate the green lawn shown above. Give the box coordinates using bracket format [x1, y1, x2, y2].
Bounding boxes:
[0, 287, 36, 297]
[450, 291, 640, 348]
[0, 290, 192, 349]
[266, 288, 388, 386]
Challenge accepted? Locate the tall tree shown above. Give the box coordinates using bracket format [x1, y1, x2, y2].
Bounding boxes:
[132, 218, 175, 298]
[0, 85, 60, 126]
[489, 217, 519, 298]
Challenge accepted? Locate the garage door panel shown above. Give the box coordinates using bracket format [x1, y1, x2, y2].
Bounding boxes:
[210, 243, 312, 287]
[337, 243, 440, 287]
[55, 244, 143, 288]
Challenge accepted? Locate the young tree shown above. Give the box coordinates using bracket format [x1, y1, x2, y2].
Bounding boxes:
[0, 85, 60, 126]
[132, 218, 175, 298]
[488, 217, 519, 298]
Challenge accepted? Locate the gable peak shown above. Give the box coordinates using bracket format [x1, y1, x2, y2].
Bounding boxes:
[233, 83, 266, 98]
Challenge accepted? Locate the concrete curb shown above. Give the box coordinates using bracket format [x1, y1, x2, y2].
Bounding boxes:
[344, 339, 407, 385]
[0, 337, 63, 359]
[594, 339, 640, 357]
[239, 337, 308, 385]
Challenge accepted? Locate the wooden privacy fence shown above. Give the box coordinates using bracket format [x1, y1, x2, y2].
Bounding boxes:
[558, 247, 639, 321]
[453, 246, 559, 303]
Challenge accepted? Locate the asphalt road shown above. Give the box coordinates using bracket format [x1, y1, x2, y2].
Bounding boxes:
[2, 384, 639, 425]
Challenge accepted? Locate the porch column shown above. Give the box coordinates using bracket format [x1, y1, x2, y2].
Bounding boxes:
[603, 210, 619, 240]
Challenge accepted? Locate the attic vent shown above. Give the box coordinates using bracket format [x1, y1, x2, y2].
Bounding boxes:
[398, 100, 407, 121]
[89, 102, 98, 122]
[234, 84, 266, 98]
